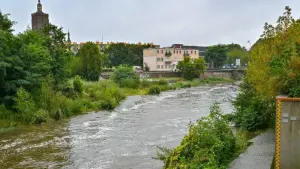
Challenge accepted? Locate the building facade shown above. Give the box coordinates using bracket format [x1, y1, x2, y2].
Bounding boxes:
[31, 0, 49, 30]
[143, 44, 207, 71]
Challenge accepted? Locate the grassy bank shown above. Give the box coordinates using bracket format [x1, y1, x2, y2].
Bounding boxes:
[156, 104, 264, 169]
[123, 77, 234, 96]
[0, 77, 233, 130]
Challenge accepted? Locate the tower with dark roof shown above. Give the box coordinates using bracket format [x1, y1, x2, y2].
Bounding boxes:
[31, 0, 49, 30]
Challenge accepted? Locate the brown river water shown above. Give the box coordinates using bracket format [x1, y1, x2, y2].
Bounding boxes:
[0, 84, 238, 169]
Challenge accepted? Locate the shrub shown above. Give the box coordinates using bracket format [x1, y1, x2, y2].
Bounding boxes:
[160, 85, 170, 92]
[32, 109, 49, 124]
[111, 66, 140, 87]
[140, 80, 150, 88]
[120, 78, 140, 88]
[158, 79, 168, 85]
[13, 88, 37, 124]
[101, 98, 118, 110]
[233, 82, 275, 131]
[162, 103, 235, 169]
[73, 76, 84, 95]
[181, 83, 191, 88]
[148, 86, 161, 95]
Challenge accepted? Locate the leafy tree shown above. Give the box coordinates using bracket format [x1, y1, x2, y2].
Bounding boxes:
[177, 56, 206, 80]
[226, 47, 249, 66]
[104, 43, 153, 67]
[247, 6, 300, 97]
[77, 42, 103, 81]
[41, 24, 75, 84]
[0, 11, 15, 33]
[205, 44, 227, 68]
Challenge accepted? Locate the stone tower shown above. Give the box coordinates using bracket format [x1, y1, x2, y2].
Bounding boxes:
[31, 0, 49, 30]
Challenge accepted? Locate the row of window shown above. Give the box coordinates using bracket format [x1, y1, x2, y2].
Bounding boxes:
[157, 58, 164, 62]
[157, 65, 175, 69]
[157, 50, 197, 54]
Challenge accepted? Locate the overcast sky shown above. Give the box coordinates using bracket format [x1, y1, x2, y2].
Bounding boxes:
[1, 0, 300, 48]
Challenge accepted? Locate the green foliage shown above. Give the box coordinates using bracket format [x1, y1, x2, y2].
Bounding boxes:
[0, 11, 15, 33]
[157, 79, 168, 85]
[233, 82, 275, 131]
[111, 66, 140, 88]
[77, 42, 103, 81]
[140, 80, 150, 88]
[162, 103, 235, 169]
[205, 44, 228, 68]
[13, 88, 37, 124]
[247, 6, 300, 97]
[148, 86, 161, 95]
[73, 76, 83, 95]
[177, 56, 206, 80]
[104, 43, 153, 67]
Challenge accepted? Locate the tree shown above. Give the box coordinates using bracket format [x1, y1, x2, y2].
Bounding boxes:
[205, 44, 227, 68]
[104, 43, 153, 67]
[226, 47, 249, 66]
[77, 42, 103, 81]
[177, 56, 206, 80]
[0, 11, 15, 33]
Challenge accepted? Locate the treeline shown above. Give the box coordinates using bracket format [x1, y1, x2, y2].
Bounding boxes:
[104, 43, 153, 68]
[0, 11, 126, 125]
[205, 43, 249, 68]
[234, 6, 300, 131]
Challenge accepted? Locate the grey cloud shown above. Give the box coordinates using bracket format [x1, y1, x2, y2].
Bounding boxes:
[2, 0, 300, 47]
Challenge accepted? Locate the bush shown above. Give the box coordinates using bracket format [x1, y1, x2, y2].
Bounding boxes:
[32, 109, 49, 124]
[148, 86, 161, 95]
[111, 66, 140, 87]
[140, 80, 150, 88]
[233, 82, 275, 131]
[73, 76, 84, 95]
[158, 79, 168, 85]
[162, 103, 235, 169]
[13, 88, 37, 124]
[120, 78, 140, 88]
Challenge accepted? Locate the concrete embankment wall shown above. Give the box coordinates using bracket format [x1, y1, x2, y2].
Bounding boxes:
[100, 69, 245, 79]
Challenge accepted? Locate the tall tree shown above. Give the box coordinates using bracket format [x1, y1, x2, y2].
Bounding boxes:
[77, 42, 103, 81]
[104, 43, 153, 67]
[204, 44, 227, 68]
[177, 56, 206, 80]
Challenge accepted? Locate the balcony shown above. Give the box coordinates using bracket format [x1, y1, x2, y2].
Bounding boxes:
[165, 51, 172, 57]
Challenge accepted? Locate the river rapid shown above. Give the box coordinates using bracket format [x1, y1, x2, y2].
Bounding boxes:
[0, 84, 238, 169]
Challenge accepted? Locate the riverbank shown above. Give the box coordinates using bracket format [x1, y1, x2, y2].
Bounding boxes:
[0, 82, 238, 169]
[0, 77, 234, 131]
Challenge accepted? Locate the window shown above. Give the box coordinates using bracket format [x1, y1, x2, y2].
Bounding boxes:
[176, 50, 178, 54]
[157, 50, 159, 53]
[161, 50, 163, 53]
[179, 50, 181, 54]
[191, 51, 193, 54]
[173, 50, 175, 54]
[157, 65, 160, 69]
[165, 65, 168, 69]
[169, 65, 172, 69]
[157, 58, 160, 61]
[161, 58, 163, 61]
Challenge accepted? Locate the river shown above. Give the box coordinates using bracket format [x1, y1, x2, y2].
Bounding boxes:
[0, 84, 238, 169]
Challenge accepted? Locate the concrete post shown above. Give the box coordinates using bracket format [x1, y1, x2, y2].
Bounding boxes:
[276, 96, 300, 169]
